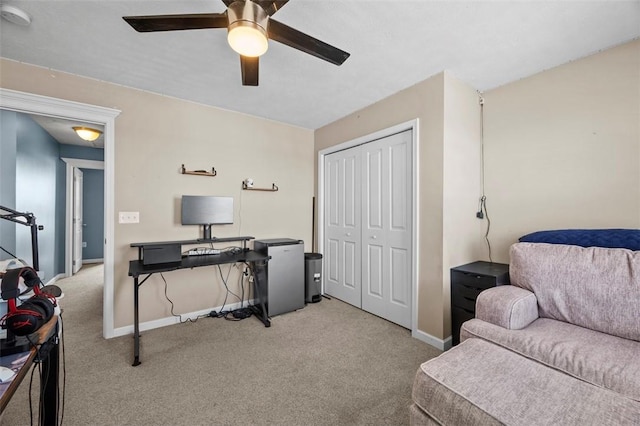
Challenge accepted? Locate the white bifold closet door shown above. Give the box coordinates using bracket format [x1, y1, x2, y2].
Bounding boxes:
[324, 130, 412, 328]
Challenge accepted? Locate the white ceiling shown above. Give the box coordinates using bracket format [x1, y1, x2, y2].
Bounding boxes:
[1, 1, 639, 130]
[29, 114, 104, 148]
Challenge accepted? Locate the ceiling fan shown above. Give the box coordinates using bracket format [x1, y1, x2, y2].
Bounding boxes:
[123, 0, 350, 86]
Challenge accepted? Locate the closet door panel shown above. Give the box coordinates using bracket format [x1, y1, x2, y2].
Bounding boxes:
[361, 131, 412, 328]
[390, 247, 410, 306]
[365, 243, 383, 298]
[366, 148, 383, 230]
[323, 148, 362, 307]
[344, 240, 358, 290]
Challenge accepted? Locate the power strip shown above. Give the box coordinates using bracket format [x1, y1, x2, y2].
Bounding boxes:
[187, 248, 220, 256]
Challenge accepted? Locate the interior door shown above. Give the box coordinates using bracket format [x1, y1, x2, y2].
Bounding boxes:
[323, 148, 362, 307]
[72, 167, 83, 274]
[361, 130, 412, 328]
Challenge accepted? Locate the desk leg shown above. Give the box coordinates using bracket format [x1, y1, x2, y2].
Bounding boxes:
[41, 332, 59, 426]
[250, 263, 270, 328]
[133, 276, 141, 366]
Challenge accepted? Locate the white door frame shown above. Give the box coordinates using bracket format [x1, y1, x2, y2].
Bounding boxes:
[61, 158, 104, 276]
[72, 167, 84, 274]
[1, 88, 120, 339]
[317, 119, 419, 333]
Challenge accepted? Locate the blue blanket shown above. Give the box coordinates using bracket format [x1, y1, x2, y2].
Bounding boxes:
[519, 229, 640, 251]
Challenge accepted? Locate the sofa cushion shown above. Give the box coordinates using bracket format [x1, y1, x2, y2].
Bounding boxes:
[509, 242, 640, 341]
[413, 338, 640, 425]
[461, 317, 640, 402]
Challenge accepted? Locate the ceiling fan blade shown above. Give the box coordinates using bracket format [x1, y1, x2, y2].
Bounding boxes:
[267, 19, 350, 66]
[221, 0, 289, 16]
[255, 1, 290, 16]
[241, 56, 259, 86]
[123, 13, 227, 32]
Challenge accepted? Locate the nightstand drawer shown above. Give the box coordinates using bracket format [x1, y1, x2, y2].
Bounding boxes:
[451, 270, 497, 290]
[452, 305, 475, 322]
[450, 261, 509, 346]
[451, 306, 475, 345]
[451, 282, 482, 310]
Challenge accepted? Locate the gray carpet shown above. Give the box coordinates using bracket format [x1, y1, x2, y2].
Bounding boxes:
[2, 264, 441, 425]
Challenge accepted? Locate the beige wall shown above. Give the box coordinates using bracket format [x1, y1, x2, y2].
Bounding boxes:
[315, 72, 483, 342]
[483, 39, 640, 263]
[0, 59, 314, 329]
[442, 73, 486, 337]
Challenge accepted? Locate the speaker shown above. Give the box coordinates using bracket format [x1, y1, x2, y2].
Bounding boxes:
[1, 267, 56, 336]
[143, 244, 182, 265]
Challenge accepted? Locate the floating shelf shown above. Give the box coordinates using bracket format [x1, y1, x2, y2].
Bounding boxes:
[242, 182, 278, 192]
[180, 164, 217, 177]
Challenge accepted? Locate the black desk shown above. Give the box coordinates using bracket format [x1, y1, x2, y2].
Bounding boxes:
[0, 316, 60, 425]
[128, 238, 270, 366]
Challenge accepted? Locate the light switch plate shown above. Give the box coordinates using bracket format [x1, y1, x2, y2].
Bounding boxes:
[119, 211, 139, 224]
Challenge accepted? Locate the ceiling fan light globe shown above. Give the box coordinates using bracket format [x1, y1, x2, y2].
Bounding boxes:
[228, 24, 268, 57]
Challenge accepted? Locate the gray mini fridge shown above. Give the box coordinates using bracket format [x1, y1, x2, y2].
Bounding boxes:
[253, 238, 305, 317]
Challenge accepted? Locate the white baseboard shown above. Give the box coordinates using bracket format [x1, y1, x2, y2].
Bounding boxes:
[82, 258, 103, 264]
[45, 273, 66, 286]
[442, 335, 452, 351]
[112, 299, 257, 338]
[412, 329, 452, 351]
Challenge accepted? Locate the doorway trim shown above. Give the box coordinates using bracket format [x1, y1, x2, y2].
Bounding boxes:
[1, 88, 120, 339]
[317, 119, 419, 334]
[61, 158, 104, 276]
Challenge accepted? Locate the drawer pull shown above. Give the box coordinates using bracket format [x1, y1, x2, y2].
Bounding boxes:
[463, 272, 483, 279]
[462, 284, 481, 291]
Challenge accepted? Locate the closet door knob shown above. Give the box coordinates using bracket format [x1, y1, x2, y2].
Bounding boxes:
[371, 235, 377, 239]
[346, 232, 352, 237]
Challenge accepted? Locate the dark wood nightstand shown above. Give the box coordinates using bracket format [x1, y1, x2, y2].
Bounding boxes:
[451, 261, 510, 346]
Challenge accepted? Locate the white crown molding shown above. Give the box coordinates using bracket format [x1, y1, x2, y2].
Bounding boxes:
[0, 88, 120, 123]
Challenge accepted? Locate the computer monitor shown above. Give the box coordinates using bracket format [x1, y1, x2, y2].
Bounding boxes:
[181, 195, 233, 240]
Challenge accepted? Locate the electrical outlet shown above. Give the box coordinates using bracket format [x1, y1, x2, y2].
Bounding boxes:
[82, 241, 87, 248]
[119, 211, 140, 224]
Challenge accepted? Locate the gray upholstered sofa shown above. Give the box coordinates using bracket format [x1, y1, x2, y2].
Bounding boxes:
[410, 242, 640, 425]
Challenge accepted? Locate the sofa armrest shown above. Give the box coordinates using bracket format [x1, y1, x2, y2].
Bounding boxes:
[475, 286, 539, 330]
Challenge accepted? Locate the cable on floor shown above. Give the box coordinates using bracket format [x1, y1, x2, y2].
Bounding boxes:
[209, 264, 253, 321]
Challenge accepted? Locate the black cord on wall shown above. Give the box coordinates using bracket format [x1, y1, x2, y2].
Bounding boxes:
[160, 273, 209, 323]
[477, 93, 493, 262]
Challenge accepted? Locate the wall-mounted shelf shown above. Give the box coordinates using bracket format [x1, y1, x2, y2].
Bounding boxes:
[242, 182, 278, 192]
[180, 164, 217, 177]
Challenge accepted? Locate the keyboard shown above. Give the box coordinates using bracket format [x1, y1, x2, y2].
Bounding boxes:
[186, 248, 220, 256]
